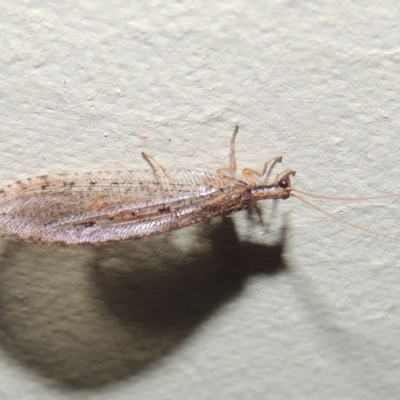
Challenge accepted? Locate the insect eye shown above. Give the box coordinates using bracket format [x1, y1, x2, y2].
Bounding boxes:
[278, 178, 289, 189]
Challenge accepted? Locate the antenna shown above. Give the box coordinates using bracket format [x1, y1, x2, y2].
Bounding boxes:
[292, 191, 400, 243]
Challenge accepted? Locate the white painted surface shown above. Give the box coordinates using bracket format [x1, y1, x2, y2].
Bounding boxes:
[0, 1, 400, 399]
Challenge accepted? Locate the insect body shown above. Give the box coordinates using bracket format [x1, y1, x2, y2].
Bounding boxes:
[0, 126, 295, 246]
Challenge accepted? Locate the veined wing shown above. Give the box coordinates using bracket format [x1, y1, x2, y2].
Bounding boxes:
[0, 169, 247, 245]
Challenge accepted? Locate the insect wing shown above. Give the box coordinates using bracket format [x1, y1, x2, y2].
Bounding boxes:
[0, 170, 244, 245]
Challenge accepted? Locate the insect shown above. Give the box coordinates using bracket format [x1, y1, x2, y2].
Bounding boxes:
[0, 126, 398, 246]
[0, 126, 298, 246]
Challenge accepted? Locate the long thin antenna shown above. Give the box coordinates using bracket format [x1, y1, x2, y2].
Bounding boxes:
[292, 193, 400, 243]
[292, 188, 400, 202]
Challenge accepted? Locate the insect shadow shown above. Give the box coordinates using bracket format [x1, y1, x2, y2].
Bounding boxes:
[0, 213, 288, 389]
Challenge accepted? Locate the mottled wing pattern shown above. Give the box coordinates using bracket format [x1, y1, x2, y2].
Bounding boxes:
[0, 170, 247, 245]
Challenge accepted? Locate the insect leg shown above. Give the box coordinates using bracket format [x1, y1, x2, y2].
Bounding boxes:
[217, 125, 239, 178]
[242, 156, 283, 185]
[141, 152, 175, 188]
[272, 169, 296, 186]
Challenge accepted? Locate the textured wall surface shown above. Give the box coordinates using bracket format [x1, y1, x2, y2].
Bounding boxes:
[0, 2, 400, 399]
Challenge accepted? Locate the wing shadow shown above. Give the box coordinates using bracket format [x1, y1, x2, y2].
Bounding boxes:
[0, 216, 287, 389]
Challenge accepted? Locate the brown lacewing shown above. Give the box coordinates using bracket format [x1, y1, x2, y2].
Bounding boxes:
[0, 126, 398, 246]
